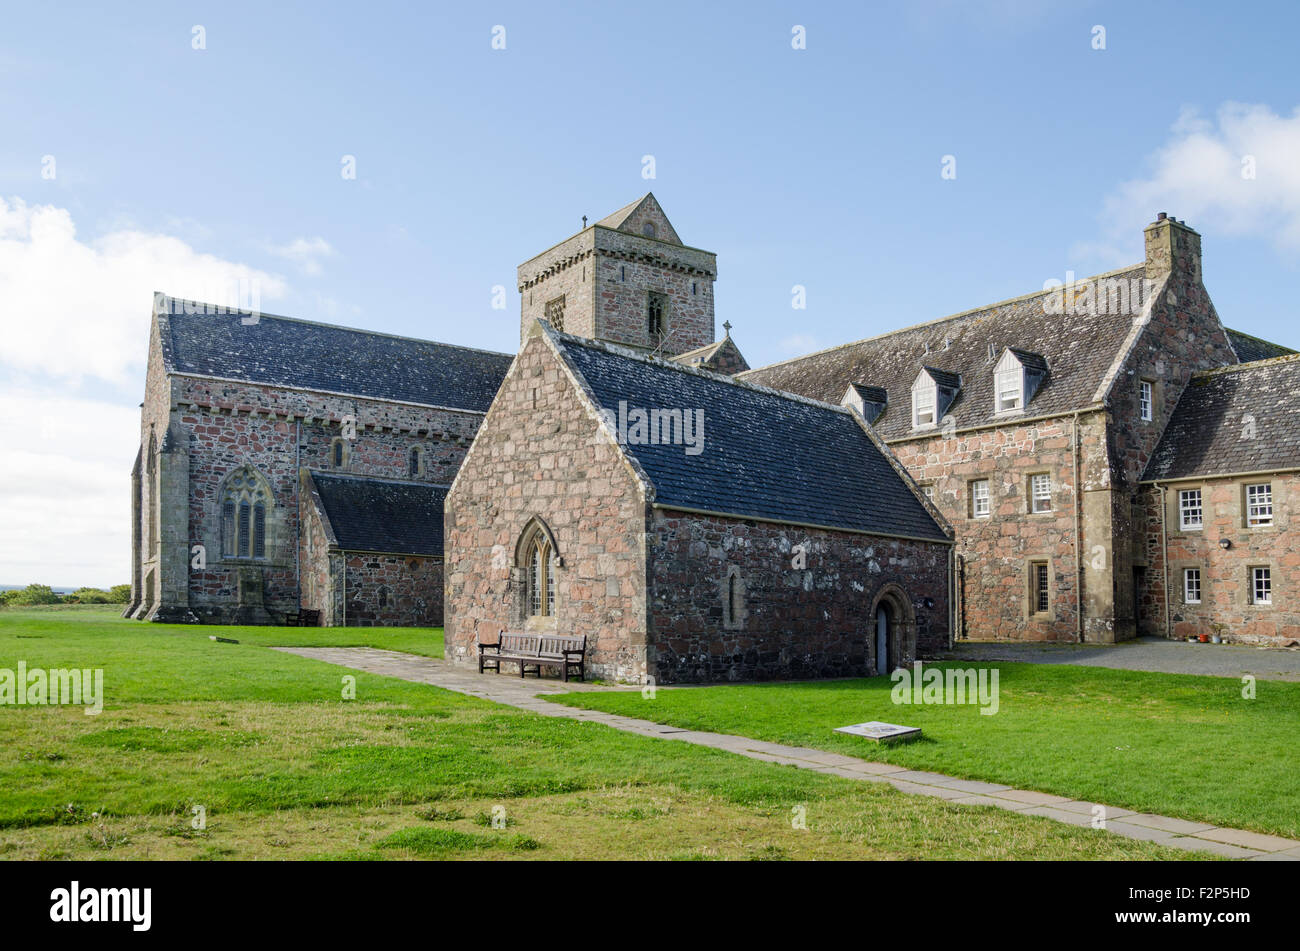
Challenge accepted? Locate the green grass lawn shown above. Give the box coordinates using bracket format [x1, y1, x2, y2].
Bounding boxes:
[0, 606, 1213, 860]
[549, 662, 1300, 839]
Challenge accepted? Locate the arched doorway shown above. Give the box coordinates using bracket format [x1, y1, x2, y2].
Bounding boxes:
[875, 602, 893, 676]
[868, 584, 917, 676]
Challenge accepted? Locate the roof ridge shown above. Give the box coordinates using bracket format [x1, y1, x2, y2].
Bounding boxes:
[548, 325, 859, 419]
[738, 262, 1146, 377]
[159, 295, 515, 360]
[1193, 351, 1300, 379]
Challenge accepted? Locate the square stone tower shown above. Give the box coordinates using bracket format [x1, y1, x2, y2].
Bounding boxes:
[516, 193, 717, 357]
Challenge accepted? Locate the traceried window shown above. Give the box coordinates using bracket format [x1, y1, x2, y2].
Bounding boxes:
[1139, 380, 1154, 422]
[220, 466, 270, 560]
[970, 479, 991, 518]
[1030, 473, 1052, 513]
[1184, 568, 1202, 604]
[1179, 489, 1203, 531]
[527, 533, 557, 617]
[1246, 483, 1273, 527]
[544, 295, 566, 332]
[1251, 566, 1272, 605]
[648, 291, 667, 340]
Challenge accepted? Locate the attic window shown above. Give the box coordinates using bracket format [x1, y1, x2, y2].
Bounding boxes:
[996, 365, 1023, 413]
[993, 349, 1047, 415]
[913, 386, 936, 428]
[642, 221, 656, 238]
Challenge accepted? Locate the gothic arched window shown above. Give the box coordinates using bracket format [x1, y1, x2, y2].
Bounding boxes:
[331, 439, 347, 468]
[408, 446, 423, 478]
[516, 519, 559, 618]
[220, 466, 271, 559]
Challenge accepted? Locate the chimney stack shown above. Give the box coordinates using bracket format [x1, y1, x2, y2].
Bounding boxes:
[1144, 212, 1202, 287]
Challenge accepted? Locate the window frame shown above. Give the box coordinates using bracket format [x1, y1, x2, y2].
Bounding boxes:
[995, 366, 1023, 414]
[1029, 473, 1052, 514]
[970, 479, 991, 518]
[1245, 482, 1273, 528]
[1250, 566, 1272, 606]
[1139, 379, 1154, 422]
[1029, 560, 1050, 616]
[1178, 488, 1203, 531]
[647, 291, 668, 340]
[913, 383, 937, 429]
[1183, 567, 1202, 605]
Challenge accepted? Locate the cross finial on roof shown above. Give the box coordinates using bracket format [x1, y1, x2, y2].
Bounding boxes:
[582, 215, 587, 228]
[723, 320, 732, 338]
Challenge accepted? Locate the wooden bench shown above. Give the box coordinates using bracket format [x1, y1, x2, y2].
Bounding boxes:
[478, 630, 587, 682]
[283, 608, 321, 627]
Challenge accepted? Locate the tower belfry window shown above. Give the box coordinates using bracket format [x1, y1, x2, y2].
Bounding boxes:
[545, 295, 566, 332]
[648, 291, 667, 340]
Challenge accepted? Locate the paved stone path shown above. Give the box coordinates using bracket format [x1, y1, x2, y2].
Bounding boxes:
[273, 646, 1300, 861]
[945, 636, 1300, 681]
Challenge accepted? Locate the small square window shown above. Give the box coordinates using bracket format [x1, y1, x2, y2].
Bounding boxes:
[1030, 473, 1052, 513]
[1139, 380, 1154, 422]
[1246, 483, 1273, 527]
[1179, 489, 1203, 531]
[1183, 568, 1201, 605]
[971, 479, 991, 518]
[1251, 567, 1272, 605]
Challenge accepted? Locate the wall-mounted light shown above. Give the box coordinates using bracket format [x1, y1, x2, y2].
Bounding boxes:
[1219, 538, 1231, 550]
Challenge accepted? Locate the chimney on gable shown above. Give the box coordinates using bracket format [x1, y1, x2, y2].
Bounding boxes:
[1144, 212, 1203, 287]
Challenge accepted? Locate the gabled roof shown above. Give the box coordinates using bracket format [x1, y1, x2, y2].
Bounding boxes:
[739, 265, 1151, 440]
[1226, 328, 1294, 364]
[155, 295, 513, 413]
[1143, 354, 1300, 482]
[548, 331, 949, 542]
[595, 192, 682, 245]
[1006, 347, 1049, 373]
[845, 383, 887, 405]
[917, 366, 962, 390]
[670, 335, 750, 373]
[307, 471, 448, 556]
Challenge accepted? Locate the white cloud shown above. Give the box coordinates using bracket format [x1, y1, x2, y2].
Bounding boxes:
[0, 196, 287, 385]
[1092, 103, 1300, 257]
[265, 236, 334, 275]
[779, 333, 821, 355]
[0, 389, 138, 587]
[0, 198, 297, 586]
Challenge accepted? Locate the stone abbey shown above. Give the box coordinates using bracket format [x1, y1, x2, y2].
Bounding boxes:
[126, 195, 1300, 681]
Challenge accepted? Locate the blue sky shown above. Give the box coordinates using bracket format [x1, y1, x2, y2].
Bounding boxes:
[3, 0, 1299, 584]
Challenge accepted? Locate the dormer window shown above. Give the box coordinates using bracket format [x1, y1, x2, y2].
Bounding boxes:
[911, 367, 960, 431]
[913, 385, 936, 428]
[993, 348, 1048, 416]
[996, 365, 1023, 413]
[841, 383, 887, 425]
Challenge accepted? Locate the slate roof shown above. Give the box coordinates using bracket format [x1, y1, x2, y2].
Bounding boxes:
[156, 296, 513, 413]
[1226, 328, 1294, 364]
[738, 266, 1151, 440]
[1143, 355, 1300, 481]
[551, 333, 949, 542]
[308, 472, 448, 556]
